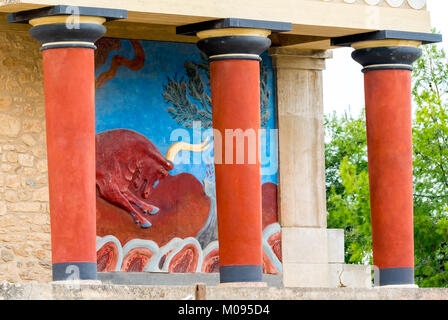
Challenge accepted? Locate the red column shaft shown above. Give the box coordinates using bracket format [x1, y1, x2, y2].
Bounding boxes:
[42, 48, 97, 265]
[364, 69, 414, 270]
[210, 60, 263, 269]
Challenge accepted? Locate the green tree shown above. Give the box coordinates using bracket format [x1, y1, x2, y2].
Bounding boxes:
[325, 111, 372, 264]
[412, 42, 448, 287]
[325, 42, 448, 287]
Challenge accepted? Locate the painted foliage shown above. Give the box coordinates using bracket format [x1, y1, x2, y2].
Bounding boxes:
[94, 38, 281, 274]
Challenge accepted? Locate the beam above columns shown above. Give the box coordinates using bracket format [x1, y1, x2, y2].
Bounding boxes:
[331, 30, 442, 48]
[176, 18, 291, 36]
[0, 0, 432, 49]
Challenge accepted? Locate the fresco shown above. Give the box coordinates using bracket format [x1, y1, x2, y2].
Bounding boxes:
[94, 38, 282, 274]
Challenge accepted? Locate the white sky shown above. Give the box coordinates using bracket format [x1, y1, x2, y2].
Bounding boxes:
[323, 0, 448, 117]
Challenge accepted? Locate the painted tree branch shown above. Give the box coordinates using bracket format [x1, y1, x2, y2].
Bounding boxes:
[163, 53, 271, 128]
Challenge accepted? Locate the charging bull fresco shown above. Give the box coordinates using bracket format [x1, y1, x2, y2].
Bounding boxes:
[96, 129, 210, 228]
[94, 38, 281, 274]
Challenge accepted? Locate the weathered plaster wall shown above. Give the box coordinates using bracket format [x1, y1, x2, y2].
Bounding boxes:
[0, 30, 51, 282]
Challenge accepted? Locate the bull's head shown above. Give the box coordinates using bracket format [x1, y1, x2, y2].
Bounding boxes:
[137, 138, 211, 199]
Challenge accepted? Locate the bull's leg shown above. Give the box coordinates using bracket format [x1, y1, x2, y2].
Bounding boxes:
[122, 190, 160, 215]
[100, 184, 152, 228]
[129, 204, 155, 224]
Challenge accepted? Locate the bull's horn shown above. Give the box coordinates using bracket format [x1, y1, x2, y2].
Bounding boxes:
[166, 137, 211, 162]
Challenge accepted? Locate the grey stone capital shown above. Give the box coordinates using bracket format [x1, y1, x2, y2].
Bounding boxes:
[269, 48, 333, 71]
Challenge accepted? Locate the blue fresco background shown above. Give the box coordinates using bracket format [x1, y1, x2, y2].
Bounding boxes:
[95, 39, 278, 185]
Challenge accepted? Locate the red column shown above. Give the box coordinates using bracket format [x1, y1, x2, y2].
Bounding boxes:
[176, 19, 293, 283]
[333, 31, 441, 286]
[42, 48, 98, 280]
[210, 59, 263, 282]
[13, 6, 127, 280]
[364, 69, 415, 285]
[350, 40, 423, 286]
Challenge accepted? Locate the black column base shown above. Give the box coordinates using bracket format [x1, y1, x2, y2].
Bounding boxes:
[374, 267, 414, 286]
[219, 265, 263, 283]
[52, 262, 98, 281]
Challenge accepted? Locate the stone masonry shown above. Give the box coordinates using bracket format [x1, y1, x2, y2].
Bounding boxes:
[0, 30, 51, 282]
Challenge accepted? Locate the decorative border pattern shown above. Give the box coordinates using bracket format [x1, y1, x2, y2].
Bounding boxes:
[321, 0, 426, 10]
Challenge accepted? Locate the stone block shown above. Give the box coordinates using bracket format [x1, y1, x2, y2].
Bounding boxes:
[328, 264, 372, 289]
[22, 119, 42, 133]
[274, 62, 327, 229]
[36, 159, 48, 173]
[4, 174, 20, 188]
[0, 202, 6, 216]
[33, 187, 49, 202]
[18, 153, 34, 167]
[283, 263, 329, 288]
[0, 114, 21, 137]
[5, 190, 18, 202]
[327, 229, 345, 264]
[277, 114, 326, 228]
[7, 202, 42, 212]
[21, 134, 36, 146]
[269, 48, 332, 71]
[281, 227, 328, 264]
[1, 248, 16, 263]
[6, 151, 18, 163]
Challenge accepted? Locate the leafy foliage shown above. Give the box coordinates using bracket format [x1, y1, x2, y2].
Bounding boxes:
[163, 53, 212, 128]
[325, 111, 372, 265]
[325, 41, 448, 287]
[412, 42, 448, 287]
[163, 52, 271, 128]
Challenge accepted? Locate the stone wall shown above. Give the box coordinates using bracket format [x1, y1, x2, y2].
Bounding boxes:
[0, 30, 51, 282]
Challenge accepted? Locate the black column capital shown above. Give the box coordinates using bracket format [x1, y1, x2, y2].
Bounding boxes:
[331, 30, 442, 73]
[7, 5, 127, 50]
[177, 18, 292, 62]
[352, 45, 422, 73]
